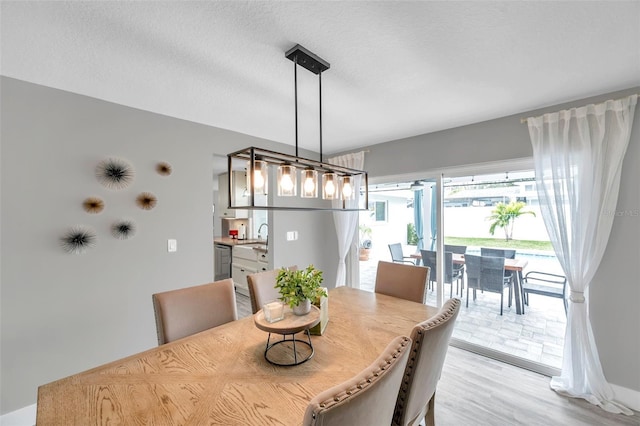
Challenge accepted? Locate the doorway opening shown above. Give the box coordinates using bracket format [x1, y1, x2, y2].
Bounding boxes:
[359, 170, 565, 375]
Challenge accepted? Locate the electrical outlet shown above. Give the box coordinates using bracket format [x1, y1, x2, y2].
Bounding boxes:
[168, 239, 177, 252]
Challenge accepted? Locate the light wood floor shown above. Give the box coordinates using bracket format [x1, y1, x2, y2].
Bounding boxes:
[235, 292, 638, 425]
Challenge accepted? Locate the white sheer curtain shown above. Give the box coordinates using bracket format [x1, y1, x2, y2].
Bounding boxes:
[527, 94, 637, 415]
[327, 151, 365, 287]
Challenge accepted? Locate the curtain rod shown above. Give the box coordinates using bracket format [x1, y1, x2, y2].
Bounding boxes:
[520, 93, 640, 124]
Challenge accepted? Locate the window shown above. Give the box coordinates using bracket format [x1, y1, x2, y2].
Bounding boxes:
[369, 201, 387, 222]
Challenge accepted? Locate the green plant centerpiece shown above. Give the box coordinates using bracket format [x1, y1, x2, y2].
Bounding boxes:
[275, 265, 327, 315]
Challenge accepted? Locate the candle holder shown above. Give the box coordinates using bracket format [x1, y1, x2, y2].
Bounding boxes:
[263, 301, 284, 323]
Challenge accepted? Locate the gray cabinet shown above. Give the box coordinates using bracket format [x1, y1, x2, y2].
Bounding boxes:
[214, 244, 231, 281]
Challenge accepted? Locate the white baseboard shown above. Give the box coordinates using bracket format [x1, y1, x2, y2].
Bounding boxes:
[612, 383, 640, 412]
[0, 404, 36, 426]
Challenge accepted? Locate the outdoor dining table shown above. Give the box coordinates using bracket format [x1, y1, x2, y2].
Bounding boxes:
[36, 287, 438, 425]
[411, 252, 529, 314]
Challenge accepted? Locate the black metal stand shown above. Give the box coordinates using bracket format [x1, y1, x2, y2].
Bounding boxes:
[264, 330, 315, 366]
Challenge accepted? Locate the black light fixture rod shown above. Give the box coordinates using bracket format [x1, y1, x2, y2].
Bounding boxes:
[319, 71, 323, 163]
[294, 54, 299, 158]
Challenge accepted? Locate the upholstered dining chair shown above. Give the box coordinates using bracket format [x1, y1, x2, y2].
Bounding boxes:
[247, 266, 297, 314]
[393, 298, 461, 426]
[303, 335, 412, 426]
[152, 278, 237, 345]
[375, 261, 429, 304]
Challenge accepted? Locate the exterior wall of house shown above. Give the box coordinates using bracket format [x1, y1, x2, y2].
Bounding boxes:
[345, 87, 640, 397]
[0, 77, 336, 414]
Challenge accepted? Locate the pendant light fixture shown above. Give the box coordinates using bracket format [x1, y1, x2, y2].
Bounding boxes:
[227, 44, 368, 211]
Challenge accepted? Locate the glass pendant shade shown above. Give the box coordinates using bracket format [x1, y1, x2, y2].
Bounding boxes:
[341, 175, 354, 200]
[277, 164, 297, 197]
[301, 168, 318, 198]
[252, 159, 267, 194]
[322, 172, 339, 200]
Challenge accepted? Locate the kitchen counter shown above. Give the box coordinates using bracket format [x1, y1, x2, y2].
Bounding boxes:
[214, 237, 268, 251]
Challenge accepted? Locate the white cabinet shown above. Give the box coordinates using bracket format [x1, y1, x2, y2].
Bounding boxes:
[232, 245, 268, 296]
[218, 172, 248, 219]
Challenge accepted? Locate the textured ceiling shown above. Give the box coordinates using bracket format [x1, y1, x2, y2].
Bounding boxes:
[2, 1, 639, 155]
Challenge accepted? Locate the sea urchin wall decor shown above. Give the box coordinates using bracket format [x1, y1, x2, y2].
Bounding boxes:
[60, 225, 97, 254]
[111, 219, 137, 240]
[136, 192, 157, 210]
[156, 161, 172, 176]
[95, 157, 135, 190]
[82, 197, 105, 214]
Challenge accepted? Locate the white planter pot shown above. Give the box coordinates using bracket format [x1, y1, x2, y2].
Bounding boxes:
[292, 299, 311, 316]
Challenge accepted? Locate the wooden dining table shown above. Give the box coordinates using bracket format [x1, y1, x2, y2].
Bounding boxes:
[36, 287, 438, 425]
[411, 252, 529, 314]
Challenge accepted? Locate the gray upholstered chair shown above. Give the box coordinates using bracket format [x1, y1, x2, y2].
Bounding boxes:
[375, 261, 429, 304]
[152, 278, 237, 345]
[247, 266, 297, 314]
[388, 243, 417, 264]
[392, 298, 461, 426]
[303, 335, 412, 426]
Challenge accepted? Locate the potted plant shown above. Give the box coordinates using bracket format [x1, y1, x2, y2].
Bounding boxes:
[275, 265, 328, 315]
[359, 224, 373, 261]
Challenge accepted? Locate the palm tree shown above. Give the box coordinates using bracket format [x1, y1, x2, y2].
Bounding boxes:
[487, 201, 536, 241]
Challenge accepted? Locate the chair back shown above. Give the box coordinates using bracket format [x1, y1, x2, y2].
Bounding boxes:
[375, 261, 429, 304]
[303, 335, 412, 426]
[481, 247, 516, 259]
[152, 278, 237, 345]
[393, 298, 461, 426]
[465, 253, 481, 290]
[466, 254, 506, 294]
[388, 243, 406, 262]
[444, 244, 467, 255]
[419, 249, 437, 279]
[420, 250, 455, 283]
[247, 266, 297, 314]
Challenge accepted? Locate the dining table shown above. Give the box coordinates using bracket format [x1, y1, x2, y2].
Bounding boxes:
[411, 252, 529, 314]
[36, 287, 439, 425]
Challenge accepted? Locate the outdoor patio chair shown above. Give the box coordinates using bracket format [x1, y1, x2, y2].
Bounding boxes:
[465, 254, 513, 315]
[420, 250, 463, 298]
[481, 247, 516, 283]
[522, 271, 568, 316]
[388, 243, 416, 265]
[444, 244, 467, 281]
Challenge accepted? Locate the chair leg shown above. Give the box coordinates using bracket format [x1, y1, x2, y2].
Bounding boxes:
[425, 393, 436, 426]
[466, 285, 470, 307]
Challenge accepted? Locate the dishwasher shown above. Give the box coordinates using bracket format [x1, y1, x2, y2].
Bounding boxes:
[214, 244, 231, 281]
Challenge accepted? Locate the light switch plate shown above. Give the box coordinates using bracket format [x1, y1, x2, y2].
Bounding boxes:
[168, 239, 177, 252]
[286, 231, 298, 241]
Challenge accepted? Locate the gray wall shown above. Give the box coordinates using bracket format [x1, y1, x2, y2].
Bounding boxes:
[0, 77, 332, 414]
[341, 88, 640, 394]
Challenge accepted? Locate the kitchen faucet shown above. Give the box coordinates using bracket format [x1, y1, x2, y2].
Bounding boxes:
[257, 223, 269, 245]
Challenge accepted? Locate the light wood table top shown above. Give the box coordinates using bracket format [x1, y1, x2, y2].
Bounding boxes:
[254, 305, 320, 335]
[36, 287, 438, 425]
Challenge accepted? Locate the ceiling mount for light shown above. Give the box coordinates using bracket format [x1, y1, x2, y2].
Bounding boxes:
[227, 44, 368, 211]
